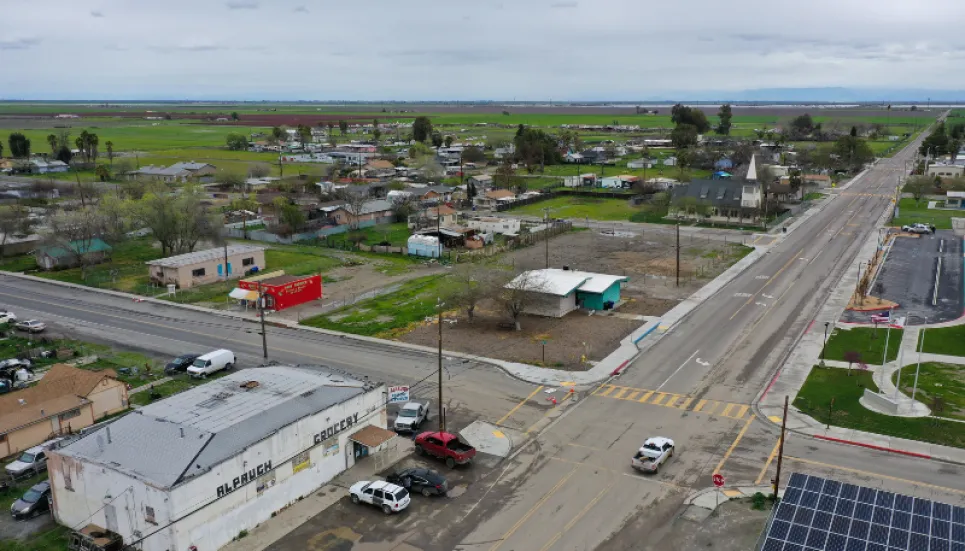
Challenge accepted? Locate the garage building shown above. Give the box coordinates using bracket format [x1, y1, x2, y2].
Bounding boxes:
[47, 366, 392, 551]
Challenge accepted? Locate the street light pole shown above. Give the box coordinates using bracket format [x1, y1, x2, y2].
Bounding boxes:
[258, 281, 268, 360]
[675, 218, 680, 287]
[773, 395, 788, 498]
[437, 297, 445, 434]
[913, 323, 926, 402]
[821, 322, 830, 366]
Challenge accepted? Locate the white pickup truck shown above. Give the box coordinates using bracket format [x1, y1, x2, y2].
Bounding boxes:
[394, 401, 430, 432]
[630, 437, 675, 474]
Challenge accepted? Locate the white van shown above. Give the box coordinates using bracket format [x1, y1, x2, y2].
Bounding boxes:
[186, 349, 235, 378]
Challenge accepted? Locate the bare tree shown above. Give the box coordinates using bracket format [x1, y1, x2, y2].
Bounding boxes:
[500, 270, 550, 331]
[46, 207, 106, 280]
[98, 192, 134, 243]
[137, 185, 218, 256]
[337, 187, 369, 230]
[0, 205, 33, 258]
[249, 162, 271, 179]
[905, 175, 933, 205]
[450, 263, 507, 323]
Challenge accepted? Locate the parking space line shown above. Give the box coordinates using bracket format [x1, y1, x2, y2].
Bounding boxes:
[495, 386, 544, 426]
[713, 416, 755, 475]
[756, 435, 783, 485]
[538, 480, 615, 551]
[488, 466, 580, 551]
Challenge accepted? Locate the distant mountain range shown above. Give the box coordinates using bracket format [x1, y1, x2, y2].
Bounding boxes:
[643, 87, 965, 103]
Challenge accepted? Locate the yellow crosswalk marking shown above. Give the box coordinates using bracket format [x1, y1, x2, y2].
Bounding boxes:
[665, 395, 680, 408]
[638, 391, 654, 403]
[677, 397, 694, 410]
[693, 399, 708, 412]
[626, 391, 640, 401]
[733, 405, 750, 419]
[590, 385, 751, 422]
[613, 388, 629, 399]
[702, 401, 720, 414]
[598, 385, 617, 397]
[651, 393, 667, 405]
[720, 403, 736, 417]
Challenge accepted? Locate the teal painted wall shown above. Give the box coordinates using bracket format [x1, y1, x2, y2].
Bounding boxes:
[577, 282, 622, 310]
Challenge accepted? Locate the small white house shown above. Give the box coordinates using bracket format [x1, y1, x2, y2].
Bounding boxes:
[663, 156, 677, 167]
[467, 217, 521, 235]
[505, 268, 628, 317]
[627, 159, 654, 169]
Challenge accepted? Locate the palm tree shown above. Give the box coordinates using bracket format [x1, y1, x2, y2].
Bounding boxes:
[105, 141, 114, 167]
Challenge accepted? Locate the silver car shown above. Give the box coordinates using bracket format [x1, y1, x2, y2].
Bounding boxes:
[15, 320, 46, 333]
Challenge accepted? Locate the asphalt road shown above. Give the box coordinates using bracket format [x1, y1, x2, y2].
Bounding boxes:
[0, 276, 549, 443]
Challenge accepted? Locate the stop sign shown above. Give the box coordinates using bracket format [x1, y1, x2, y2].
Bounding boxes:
[713, 473, 725, 487]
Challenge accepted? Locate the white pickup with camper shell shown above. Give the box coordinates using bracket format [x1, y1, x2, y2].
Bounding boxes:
[630, 436, 675, 473]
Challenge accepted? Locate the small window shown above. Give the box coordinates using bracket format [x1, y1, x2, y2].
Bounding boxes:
[363, 488, 374, 495]
[63, 470, 73, 491]
[242, 257, 255, 266]
[0, 434, 6, 443]
[59, 408, 81, 422]
[145, 505, 156, 525]
[373, 490, 384, 499]
[192, 268, 206, 277]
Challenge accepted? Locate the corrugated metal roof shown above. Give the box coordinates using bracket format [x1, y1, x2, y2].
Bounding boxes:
[56, 366, 369, 489]
[506, 269, 627, 297]
[145, 244, 265, 268]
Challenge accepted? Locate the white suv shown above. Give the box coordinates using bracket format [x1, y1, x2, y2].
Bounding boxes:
[349, 480, 411, 514]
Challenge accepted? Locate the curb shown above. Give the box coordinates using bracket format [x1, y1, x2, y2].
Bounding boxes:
[812, 435, 932, 460]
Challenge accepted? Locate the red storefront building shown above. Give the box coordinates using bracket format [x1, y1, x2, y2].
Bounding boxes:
[235, 271, 323, 311]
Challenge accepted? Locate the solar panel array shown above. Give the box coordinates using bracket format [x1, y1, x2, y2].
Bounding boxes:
[760, 473, 965, 551]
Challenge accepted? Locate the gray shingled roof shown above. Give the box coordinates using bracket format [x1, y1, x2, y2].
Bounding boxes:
[145, 244, 265, 268]
[56, 366, 368, 489]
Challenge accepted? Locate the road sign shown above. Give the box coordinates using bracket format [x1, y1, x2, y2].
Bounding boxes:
[712, 473, 725, 487]
[388, 385, 410, 403]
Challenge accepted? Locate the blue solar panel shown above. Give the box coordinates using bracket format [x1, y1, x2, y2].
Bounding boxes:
[757, 473, 965, 551]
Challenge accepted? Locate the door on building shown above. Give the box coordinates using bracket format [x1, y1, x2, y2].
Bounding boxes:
[104, 504, 118, 533]
[353, 441, 369, 460]
[217, 264, 223, 277]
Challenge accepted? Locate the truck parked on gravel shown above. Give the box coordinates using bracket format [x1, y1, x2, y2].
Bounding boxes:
[394, 401, 430, 433]
[414, 431, 476, 468]
[630, 436, 675, 474]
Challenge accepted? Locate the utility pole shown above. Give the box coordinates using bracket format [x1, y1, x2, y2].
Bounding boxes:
[277, 153, 284, 178]
[437, 297, 445, 434]
[223, 243, 229, 280]
[675, 219, 680, 287]
[436, 207, 442, 260]
[258, 282, 268, 360]
[773, 395, 788, 498]
[543, 207, 550, 269]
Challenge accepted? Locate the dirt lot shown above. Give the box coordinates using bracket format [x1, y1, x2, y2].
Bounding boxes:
[400, 304, 633, 369]
[506, 229, 752, 303]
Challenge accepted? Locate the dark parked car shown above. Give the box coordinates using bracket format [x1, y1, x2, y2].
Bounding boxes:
[10, 481, 51, 520]
[386, 468, 448, 496]
[164, 354, 200, 374]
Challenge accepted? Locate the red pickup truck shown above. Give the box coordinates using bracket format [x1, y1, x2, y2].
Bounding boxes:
[414, 431, 476, 468]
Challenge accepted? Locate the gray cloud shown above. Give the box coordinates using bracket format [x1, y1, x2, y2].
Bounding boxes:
[293, 5, 308, 12]
[226, 0, 258, 9]
[0, 37, 40, 50]
[90, 10, 104, 17]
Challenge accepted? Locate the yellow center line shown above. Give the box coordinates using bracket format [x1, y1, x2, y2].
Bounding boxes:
[755, 435, 783, 485]
[489, 466, 580, 551]
[495, 386, 544, 426]
[785, 456, 965, 497]
[539, 481, 616, 551]
[713, 416, 755, 475]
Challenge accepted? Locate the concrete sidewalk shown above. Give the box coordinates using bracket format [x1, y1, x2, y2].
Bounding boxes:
[756, 192, 965, 466]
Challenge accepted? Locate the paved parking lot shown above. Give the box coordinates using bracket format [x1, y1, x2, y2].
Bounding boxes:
[842, 231, 963, 324]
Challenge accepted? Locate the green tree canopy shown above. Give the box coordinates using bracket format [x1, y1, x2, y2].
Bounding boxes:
[412, 116, 433, 143]
[716, 104, 732, 135]
[670, 104, 710, 133]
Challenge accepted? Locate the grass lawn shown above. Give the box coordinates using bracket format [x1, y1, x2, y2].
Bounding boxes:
[803, 192, 826, 201]
[892, 198, 958, 230]
[301, 274, 448, 337]
[918, 324, 965, 356]
[629, 205, 672, 223]
[823, 326, 902, 365]
[0, 525, 69, 551]
[509, 196, 639, 221]
[892, 362, 965, 421]
[352, 223, 411, 247]
[0, 238, 160, 294]
[794, 365, 965, 449]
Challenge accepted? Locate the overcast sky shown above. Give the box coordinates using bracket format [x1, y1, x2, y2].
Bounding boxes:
[3, 0, 965, 100]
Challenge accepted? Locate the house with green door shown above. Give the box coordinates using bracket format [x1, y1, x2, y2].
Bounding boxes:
[506, 268, 629, 318]
[35, 238, 113, 270]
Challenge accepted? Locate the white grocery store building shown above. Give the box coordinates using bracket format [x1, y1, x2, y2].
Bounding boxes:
[47, 366, 394, 551]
